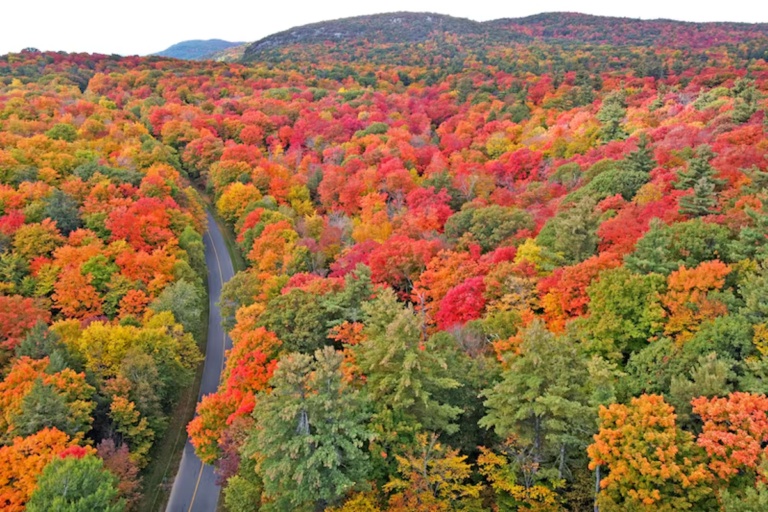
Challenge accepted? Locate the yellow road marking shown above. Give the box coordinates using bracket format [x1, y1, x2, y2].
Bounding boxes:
[187, 228, 228, 511]
[187, 461, 204, 512]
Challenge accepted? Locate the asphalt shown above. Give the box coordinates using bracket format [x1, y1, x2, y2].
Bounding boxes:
[165, 211, 235, 512]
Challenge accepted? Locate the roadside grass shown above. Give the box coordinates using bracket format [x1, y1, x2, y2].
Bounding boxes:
[137, 266, 210, 511]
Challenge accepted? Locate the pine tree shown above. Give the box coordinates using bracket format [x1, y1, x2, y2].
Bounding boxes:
[597, 91, 628, 143]
[675, 145, 725, 217]
[248, 347, 373, 511]
[732, 78, 759, 124]
[357, 288, 462, 434]
[621, 133, 656, 174]
[480, 321, 609, 484]
[675, 145, 724, 190]
[679, 176, 719, 217]
[15, 378, 88, 439]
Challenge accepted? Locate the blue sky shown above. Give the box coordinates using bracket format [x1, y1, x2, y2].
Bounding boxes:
[1, 0, 766, 56]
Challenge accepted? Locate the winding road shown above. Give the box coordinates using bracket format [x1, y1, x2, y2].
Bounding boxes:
[166, 211, 234, 512]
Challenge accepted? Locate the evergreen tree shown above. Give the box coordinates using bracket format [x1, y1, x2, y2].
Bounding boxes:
[597, 91, 628, 142]
[43, 189, 82, 236]
[16, 320, 71, 372]
[732, 78, 759, 124]
[27, 453, 125, 512]
[15, 378, 88, 439]
[247, 346, 373, 511]
[621, 133, 656, 174]
[357, 288, 462, 434]
[679, 176, 719, 217]
[675, 146, 725, 217]
[481, 321, 616, 483]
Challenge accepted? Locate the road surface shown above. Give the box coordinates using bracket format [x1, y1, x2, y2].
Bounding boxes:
[166, 211, 234, 512]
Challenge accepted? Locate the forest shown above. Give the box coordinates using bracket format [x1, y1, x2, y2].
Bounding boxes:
[2, 11, 768, 511]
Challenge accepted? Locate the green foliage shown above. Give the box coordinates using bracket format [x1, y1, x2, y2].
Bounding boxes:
[43, 189, 81, 235]
[45, 123, 78, 142]
[570, 168, 649, 205]
[247, 347, 373, 511]
[625, 218, 733, 275]
[481, 321, 616, 483]
[149, 279, 204, 340]
[536, 196, 600, 265]
[445, 205, 534, 252]
[597, 90, 628, 142]
[620, 133, 656, 173]
[27, 454, 125, 512]
[15, 378, 92, 439]
[580, 267, 666, 359]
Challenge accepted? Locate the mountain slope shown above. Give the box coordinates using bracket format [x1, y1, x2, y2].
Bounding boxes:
[153, 39, 244, 60]
[242, 12, 520, 61]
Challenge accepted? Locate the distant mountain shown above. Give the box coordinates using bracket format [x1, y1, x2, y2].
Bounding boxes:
[242, 12, 522, 61]
[153, 39, 244, 60]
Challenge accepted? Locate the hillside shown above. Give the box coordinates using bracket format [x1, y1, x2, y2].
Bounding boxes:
[242, 11, 521, 60]
[242, 11, 768, 62]
[493, 12, 768, 48]
[200, 42, 249, 62]
[153, 38, 244, 60]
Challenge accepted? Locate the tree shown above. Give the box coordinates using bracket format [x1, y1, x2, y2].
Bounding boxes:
[15, 378, 91, 439]
[96, 439, 142, 510]
[149, 279, 204, 339]
[26, 453, 125, 512]
[481, 321, 605, 486]
[581, 267, 666, 359]
[675, 145, 725, 217]
[0, 296, 50, 352]
[357, 289, 462, 443]
[597, 91, 628, 142]
[536, 197, 600, 265]
[385, 432, 482, 512]
[588, 394, 714, 511]
[43, 189, 81, 235]
[620, 133, 656, 173]
[247, 347, 373, 511]
[692, 392, 768, 482]
[0, 427, 81, 512]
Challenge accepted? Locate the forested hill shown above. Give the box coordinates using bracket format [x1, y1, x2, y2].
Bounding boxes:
[492, 12, 768, 48]
[242, 12, 523, 60]
[152, 39, 244, 60]
[243, 11, 768, 61]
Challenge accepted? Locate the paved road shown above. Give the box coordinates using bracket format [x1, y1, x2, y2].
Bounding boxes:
[166, 211, 234, 512]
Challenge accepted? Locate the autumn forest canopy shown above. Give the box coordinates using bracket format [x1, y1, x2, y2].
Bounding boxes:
[3, 10, 768, 512]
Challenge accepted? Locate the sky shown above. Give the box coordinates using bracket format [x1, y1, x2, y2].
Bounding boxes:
[1, 0, 767, 56]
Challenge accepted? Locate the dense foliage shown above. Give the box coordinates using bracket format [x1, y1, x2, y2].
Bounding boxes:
[3, 10, 768, 511]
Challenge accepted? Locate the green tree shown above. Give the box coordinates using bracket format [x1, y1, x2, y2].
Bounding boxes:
[45, 123, 78, 142]
[536, 197, 600, 265]
[247, 346, 373, 511]
[580, 267, 666, 359]
[481, 321, 616, 485]
[445, 205, 534, 253]
[620, 133, 656, 173]
[675, 146, 725, 218]
[43, 189, 81, 235]
[27, 453, 125, 512]
[149, 279, 204, 339]
[597, 91, 628, 142]
[16, 320, 72, 372]
[625, 218, 732, 275]
[15, 378, 92, 439]
[732, 78, 759, 124]
[358, 288, 462, 435]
